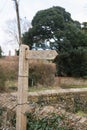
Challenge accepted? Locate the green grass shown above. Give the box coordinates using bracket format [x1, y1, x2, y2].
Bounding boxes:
[28, 84, 87, 92]
[5, 80, 58, 92]
[29, 86, 58, 92]
[5, 80, 87, 93]
[5, 80, 18, 92]
[76, 110, 87, 117]
[61, 84, 87, 89]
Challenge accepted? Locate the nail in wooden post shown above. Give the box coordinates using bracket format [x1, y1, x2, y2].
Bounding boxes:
[16, 45, 29, 130]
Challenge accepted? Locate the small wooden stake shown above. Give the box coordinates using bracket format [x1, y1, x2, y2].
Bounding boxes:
[16, 45, 29, 130]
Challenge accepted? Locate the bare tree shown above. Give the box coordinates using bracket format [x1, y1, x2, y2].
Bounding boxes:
[5, 18, 31, 47]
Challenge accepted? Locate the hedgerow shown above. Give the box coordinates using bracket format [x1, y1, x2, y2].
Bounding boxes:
[29, 62, 56, 87]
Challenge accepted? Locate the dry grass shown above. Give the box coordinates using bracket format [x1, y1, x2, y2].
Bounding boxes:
[0, 57, 18, 81]
[0, 56, 87, 92]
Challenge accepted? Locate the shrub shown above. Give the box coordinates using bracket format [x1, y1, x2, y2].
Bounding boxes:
[0, 57, 18, 81]
[55, 48, 87, 77]
[0, 65, 6, 91]
[26, 112, 74, 130]
[29, 61, 56, 87]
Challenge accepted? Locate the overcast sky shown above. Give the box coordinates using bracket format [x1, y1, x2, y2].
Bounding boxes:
[0, 0, 87, 55]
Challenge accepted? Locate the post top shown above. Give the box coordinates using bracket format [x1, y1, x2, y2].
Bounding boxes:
[20, 44, 29, 50]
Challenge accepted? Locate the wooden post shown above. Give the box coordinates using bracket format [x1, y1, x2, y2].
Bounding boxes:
[16, 44, 58, 130]
[16, 45, 29, 130]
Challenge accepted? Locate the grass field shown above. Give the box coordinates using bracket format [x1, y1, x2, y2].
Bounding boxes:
[5, 79, 87, 93]
[61, 84, 87, 89]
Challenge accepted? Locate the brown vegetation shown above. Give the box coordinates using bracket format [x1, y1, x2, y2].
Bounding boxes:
[0, 56, 56, 91]
[29, 61, 56, 86]
[0, 56, 19, 80]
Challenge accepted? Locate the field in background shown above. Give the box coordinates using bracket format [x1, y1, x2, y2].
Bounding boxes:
[0, 56, 87, 92]
[55, 77, 87, 89]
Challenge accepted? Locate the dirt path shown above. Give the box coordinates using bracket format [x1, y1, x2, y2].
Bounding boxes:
[0, 93, 17, 110]
[0, 88, 87, 110]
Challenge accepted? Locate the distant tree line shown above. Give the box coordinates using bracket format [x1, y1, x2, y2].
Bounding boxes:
[22, 6, 87, 78]
[0, 46, 3, 58]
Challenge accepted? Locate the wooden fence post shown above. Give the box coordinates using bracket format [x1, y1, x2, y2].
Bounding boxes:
[16, 44, 29, 130]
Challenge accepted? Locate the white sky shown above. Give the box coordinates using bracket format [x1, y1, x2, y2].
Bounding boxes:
[0, 0, 87, 55]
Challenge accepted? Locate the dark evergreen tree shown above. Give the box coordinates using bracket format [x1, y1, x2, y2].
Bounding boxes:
[22, 6, 87, 77]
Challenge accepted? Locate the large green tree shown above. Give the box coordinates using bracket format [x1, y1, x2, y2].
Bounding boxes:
[22, 6, 74, 49]
[23, 6, 87, 77]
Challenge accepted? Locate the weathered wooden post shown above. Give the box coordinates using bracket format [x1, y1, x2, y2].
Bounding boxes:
[16, 44, 29, 130]
[16, 45, 58, 130]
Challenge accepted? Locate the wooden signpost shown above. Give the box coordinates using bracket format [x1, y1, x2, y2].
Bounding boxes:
[16, 45, 29, 130]
[16, 44, 58, 130]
